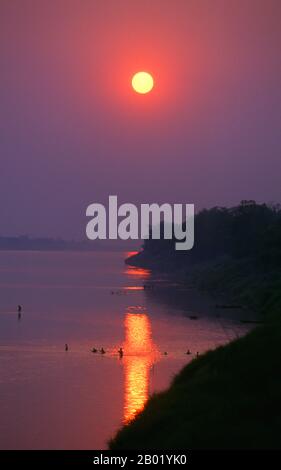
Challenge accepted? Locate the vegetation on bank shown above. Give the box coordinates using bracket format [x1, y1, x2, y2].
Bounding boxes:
[126, 201, 281, 273]
[110, 202, 281, 449]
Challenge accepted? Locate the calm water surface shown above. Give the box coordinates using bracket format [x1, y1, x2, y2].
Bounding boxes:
[0, 251, 253, 449]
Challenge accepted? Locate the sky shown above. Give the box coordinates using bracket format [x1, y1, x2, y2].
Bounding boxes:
[0, 0, 280, 239]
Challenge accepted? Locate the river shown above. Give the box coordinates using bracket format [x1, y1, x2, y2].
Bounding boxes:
[0, 250, 253, 449]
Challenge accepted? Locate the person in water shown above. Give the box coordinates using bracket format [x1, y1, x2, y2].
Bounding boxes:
[100, 348, 105, 354]
[91, 347, 97, 353]
[17, 305, 22, 320]
[118, 347, 123, 358]
[65, 343, 69, 352]
[186, 349, 191, 355]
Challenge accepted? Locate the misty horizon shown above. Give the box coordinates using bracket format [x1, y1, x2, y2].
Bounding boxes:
[1, 0, 280, 239]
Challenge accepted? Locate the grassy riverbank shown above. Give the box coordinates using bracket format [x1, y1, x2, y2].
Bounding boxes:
[110, 203, 281, 449]
[110, 267, 281, 449]
[110, 320, 281, 449]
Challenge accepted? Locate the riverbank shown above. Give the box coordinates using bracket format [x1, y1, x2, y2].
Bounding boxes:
[110, 315, 281, 449]
[110, 254, 281, 449]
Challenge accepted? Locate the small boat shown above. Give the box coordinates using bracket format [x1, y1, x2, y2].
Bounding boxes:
[240, 319, 264, 324]
[215, 304, 243, 309]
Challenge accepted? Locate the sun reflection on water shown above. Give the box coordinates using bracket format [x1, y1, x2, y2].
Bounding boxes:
[122, 312, 159, 424]
[124, 266, 151, 278]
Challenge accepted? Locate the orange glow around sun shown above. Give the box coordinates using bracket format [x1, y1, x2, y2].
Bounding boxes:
[132, 71, 154, 94]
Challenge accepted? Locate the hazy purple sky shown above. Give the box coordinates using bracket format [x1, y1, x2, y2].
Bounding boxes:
[0, 0, 280, 238]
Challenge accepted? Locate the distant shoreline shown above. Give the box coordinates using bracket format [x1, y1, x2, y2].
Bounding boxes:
[0, 236, 139, 253]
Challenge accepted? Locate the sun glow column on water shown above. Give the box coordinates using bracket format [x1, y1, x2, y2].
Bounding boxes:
[122, 313, 159, 423]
